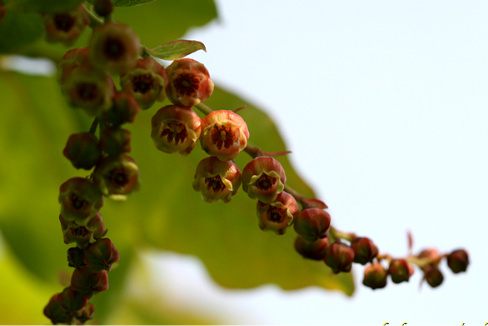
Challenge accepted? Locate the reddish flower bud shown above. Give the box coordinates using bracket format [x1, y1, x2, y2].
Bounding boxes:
[57, 47, 91, 83]
[60, 64, 115, 116]
[92, 155, 140, 201]
[121, 58, 169, 109]
[192, 156, 241, 203]
[362, 263, 388, 290]
[99, 127, 131, 157]
[93, 0, 113, 17]
[256, 191, 299, 235]
[71, 267, 109, 298]
[60, 213, 106, 247]
[44, 292, 73, 324]
[89, 22, 140, 73]
[200, 110, 249, 161]
[151, 105, 201, 156]
[351, 237, 378, 265]
[75, 301, 94, 323]
[63, 132, 101, 170]
[447, 249, 469, 274]
[59, 178, 103, 225]
[83, 238, 120, 271]
[324, 242, 355, 274]
[102, 91, 140, 127]
[424, 266, 444, 288]
[293, 208, 331, 242]
[42, 5, 89, 46]
[67, 247, 86, 269]
[57, 287, 88, 313]
[388, 259, 414, 284]
[242, 156, 286, 203]
[166, 58, 214, 106]
[294, 236, 329, 260]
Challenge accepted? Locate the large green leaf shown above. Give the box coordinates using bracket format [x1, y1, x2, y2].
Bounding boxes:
[0, 8, 43, 53]
[5, 0, 83, 13]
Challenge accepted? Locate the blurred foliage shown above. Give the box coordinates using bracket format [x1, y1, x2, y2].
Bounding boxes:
[0, 0, 354, 324]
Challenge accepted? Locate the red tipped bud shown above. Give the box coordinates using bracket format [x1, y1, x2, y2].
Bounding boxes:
[200, 110, 249, 161]
[99, 127, 131, 157]
[363, 263, 388, 290]
[60, 64, 115, 116]
[324, 242, 355, 274]
[256, 191, 298, 235]
[71, 267, 109, 298]
[60, 213, 106, 247]
[67, 247, 86, 269]
[42, 5, 89, 46]
[89, 22, 140, 73]
[121, 58, 169, 109]
[294, 236, 329, 260]
[242, 156, 286, 203]
[59, 178, 103, 225]
[83, 238, 120, 271]
[447, 249, 469, 274]
[166, 58, 214, 106]
[102, 91, 140, 127]
[93, 0, 113, 17]
[63, 132, 101, 170]
[388, 259, 414, 284]
[151, 105, 201, 156]
[92, 155, 140, 201]
[57, 47, 91, 83]
[192, 156, 241, 203]
[293, 208, 331, 242]
[424, 266, 444, 288]
[351, 237, 378, 265]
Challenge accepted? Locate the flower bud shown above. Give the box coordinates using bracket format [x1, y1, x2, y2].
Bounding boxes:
[166, 58, 214, 106]
[351, 237, 378, 265]
[92, 155, 140, 201]
[447, 249, 469, 274]
[60, 64, 115, 116]
[94, 0, 113, 17]
[324, 242, 355, 274]
[67, 247, 86, 269]
[42, 5, 89, 46]
[388, 259, 414, 284]
[192, 156, 241, 203]
[57, 47, 91, 83]
[121, 58, 169, 109]
[60, 213, 106, 247]
[424, 265, 444, 288]
[256, 191, 298, 235]
[59, 178, 103, 225]
[75, 302, 94, 323]
[99, 127, 131, 157]
[43, 287, 87, 324]
[362, 263, 388, 290]
[83, 238, 120, 271]
[63, 132, 101, 170]
[151, 105, 201, 156]
[293, 208, 331, 242]
[294, 236, 329, 260]
[200, 110, 249, 161]
[71, 267, 109, 298]
[242, 156, 286, 203]
[89, 22, 140, 73]
[102, 91, 140, 127]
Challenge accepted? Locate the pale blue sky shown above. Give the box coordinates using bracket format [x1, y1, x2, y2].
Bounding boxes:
[174, 1, 488, 324]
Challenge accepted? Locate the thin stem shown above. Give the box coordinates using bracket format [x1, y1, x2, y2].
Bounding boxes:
[89, 118, 99, 135]
[84, 5, 104, 28]
[329, 226, 357, 242]
[194, 102, 214, 115]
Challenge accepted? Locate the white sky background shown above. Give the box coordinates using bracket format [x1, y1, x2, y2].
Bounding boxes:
[3, 1, 487, 324]
[165, 0, 487, 324]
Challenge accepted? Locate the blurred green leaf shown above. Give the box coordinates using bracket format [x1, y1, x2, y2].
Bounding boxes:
[0, 8, 43, 53]
[147, 39, 206, 61]
[5, 0, 83, 13]
[88, 0, 156, 7]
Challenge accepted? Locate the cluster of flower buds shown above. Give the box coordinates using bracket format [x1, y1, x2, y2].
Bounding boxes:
[44, 1, 150, 323]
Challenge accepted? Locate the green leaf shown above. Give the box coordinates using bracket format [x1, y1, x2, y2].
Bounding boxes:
[5, 0, 84, 13]
[146, 39, 206, 60]
[0, 9, 43, 53]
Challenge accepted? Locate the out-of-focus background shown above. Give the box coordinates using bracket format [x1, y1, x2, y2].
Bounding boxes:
[1, 0, 486, 324]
